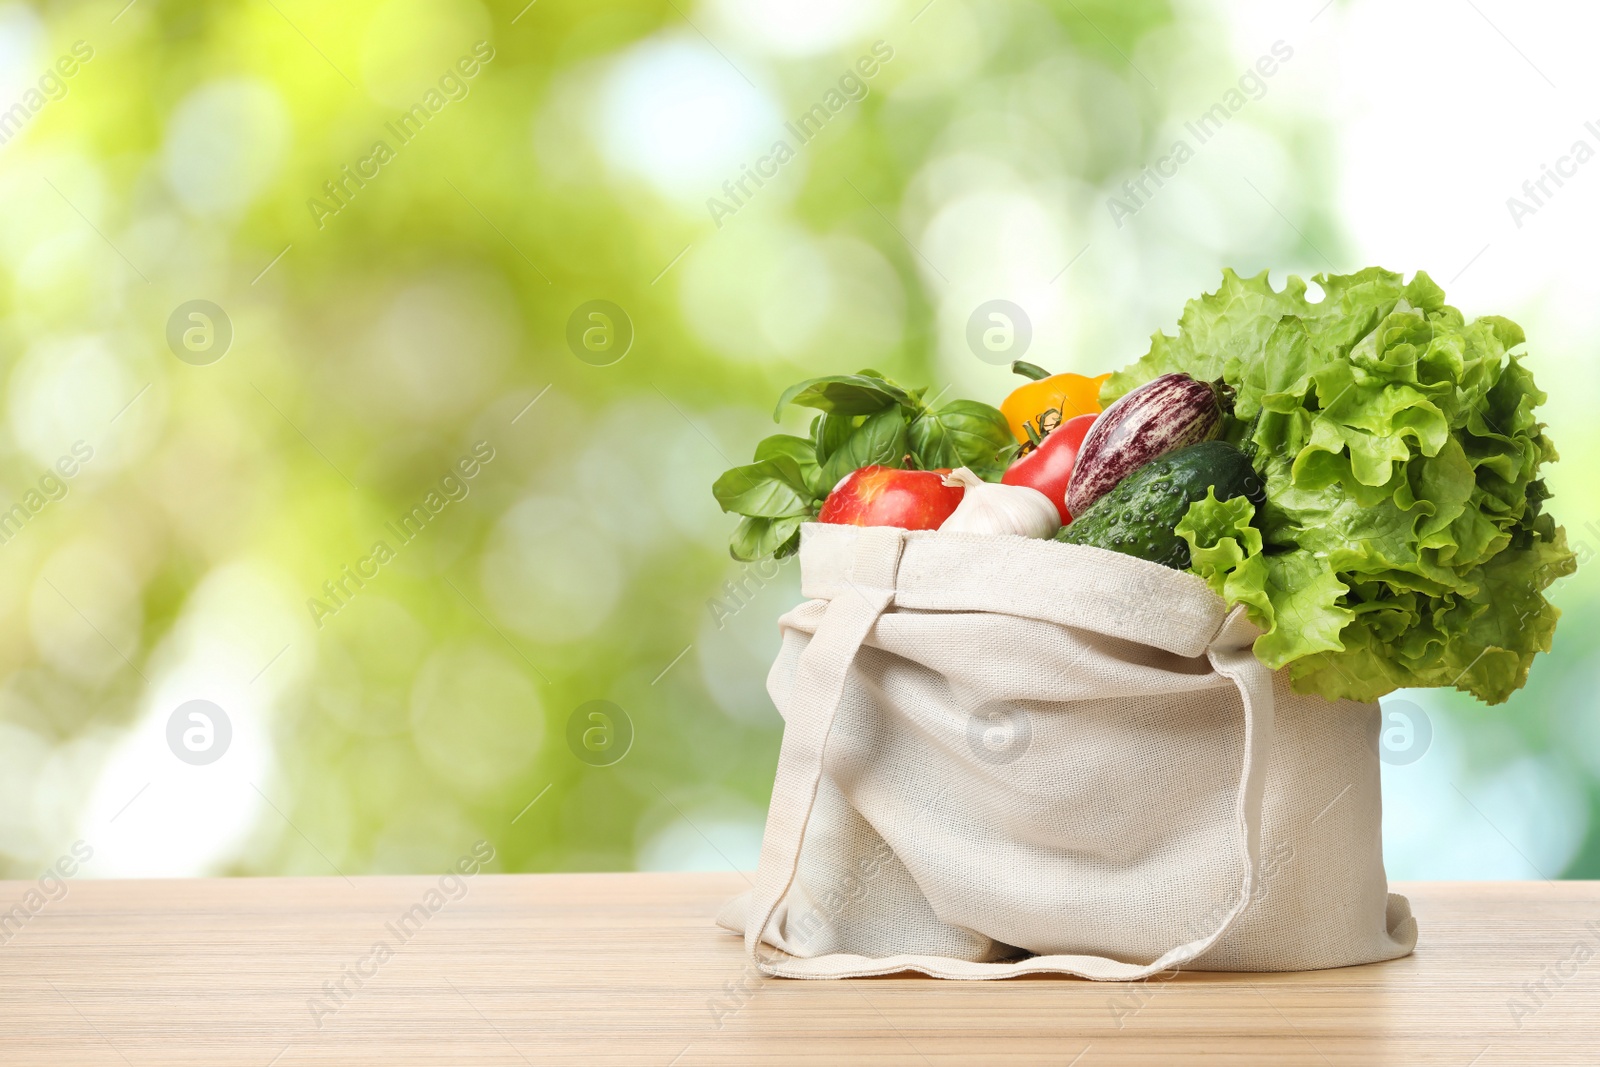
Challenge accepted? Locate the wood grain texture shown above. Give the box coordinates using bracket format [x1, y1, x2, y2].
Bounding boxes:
[0, 874, 1596, 1065]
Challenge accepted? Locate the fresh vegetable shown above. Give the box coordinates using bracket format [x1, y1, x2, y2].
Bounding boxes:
[1105, 267, 1575, 705]
[1000, 362, 1108, 446]
[1065, 373, 1229, 519]
[1054, 442, 1261, 567]
[1176, 489, 1268, 612]
[1001, 412, 1096, 525]
[712, 267, 1571, 709]
[819, 466, 963, 530]
[713, 369, 1014, 560]
[939, 467, 1060, 539]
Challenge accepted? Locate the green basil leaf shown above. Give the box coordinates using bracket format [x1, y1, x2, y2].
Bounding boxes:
[729, 515, 803, 562]
[754, 434, 817, 468]
[712, 457, 813, 518]
[756, 433, 828, 499]
[821, 406, 908, 487]
[908, 400, 1014, 478]
[812, 413, 853, 467]
[773, 374, 910, 421]
[811, 415, 854, 496]
[773, 524, 802, 559]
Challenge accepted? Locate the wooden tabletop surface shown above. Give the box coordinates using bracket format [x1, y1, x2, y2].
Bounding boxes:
[0, 872, 1595, 1065]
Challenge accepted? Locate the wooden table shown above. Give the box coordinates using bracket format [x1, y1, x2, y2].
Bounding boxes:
[0, 873, 1595, 1065]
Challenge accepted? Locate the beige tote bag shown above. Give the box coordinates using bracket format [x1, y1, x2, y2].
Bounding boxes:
[718, 522, 1417, 980]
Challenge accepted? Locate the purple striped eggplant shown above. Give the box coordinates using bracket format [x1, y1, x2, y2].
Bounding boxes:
[1065, 372, 1229, 518]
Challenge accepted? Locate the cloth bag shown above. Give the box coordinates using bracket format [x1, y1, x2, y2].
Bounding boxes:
[718, 522, 1417, 980]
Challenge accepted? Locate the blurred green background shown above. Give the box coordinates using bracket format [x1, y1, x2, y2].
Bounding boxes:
[0, 0, 1595, 881]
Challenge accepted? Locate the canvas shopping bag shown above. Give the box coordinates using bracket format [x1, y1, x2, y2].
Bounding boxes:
[718, 522, 1418, 980]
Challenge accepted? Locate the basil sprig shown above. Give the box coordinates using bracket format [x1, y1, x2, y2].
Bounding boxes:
[712, 369, 1015, 560]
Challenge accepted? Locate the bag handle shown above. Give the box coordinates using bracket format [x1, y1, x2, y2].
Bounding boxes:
[743, 526, 906, 967]
[744, 528, 1278, 981]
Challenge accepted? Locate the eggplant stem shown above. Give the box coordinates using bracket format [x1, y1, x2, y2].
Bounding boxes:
[1011, 360, 1051, 381]
[1211, 376, 1237, 416]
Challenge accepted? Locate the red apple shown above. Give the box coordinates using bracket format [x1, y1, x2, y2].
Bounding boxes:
[818, 466, 963, 530]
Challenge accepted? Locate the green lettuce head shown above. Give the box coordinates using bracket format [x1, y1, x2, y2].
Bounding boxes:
[1124, 267, 1575, 705]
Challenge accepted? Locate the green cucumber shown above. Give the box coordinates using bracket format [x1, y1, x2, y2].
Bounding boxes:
[1054, 441, 1262, 568]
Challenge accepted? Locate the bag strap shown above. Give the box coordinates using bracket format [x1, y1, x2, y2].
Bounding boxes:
[744, 529, 1278, 981]
[743, 526, 906, 967]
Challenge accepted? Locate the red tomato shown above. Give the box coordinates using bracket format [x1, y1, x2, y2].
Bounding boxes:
[1000, 413, 1097, 525]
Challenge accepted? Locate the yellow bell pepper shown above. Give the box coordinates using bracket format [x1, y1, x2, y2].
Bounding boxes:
[1000, 362, 1109, 446]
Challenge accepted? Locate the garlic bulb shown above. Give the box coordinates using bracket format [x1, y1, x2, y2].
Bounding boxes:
[938, 468, 1061, 539]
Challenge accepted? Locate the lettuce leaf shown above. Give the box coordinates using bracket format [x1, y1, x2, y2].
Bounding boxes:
[1123, 268, 1574, 705]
